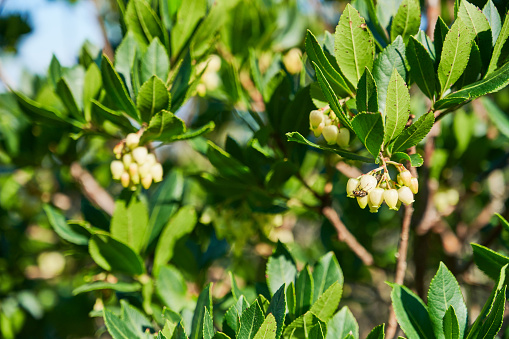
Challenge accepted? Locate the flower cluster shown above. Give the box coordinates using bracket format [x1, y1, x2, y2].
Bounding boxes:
[309, 108, 350, 147]
[110, 133, 163, 190]
[346, 168, 418, 213]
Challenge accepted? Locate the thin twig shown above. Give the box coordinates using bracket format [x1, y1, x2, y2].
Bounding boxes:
[322, 206, 374, 266]
[70, 162, 115, 216]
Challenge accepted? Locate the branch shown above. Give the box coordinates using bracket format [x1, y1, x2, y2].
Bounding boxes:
[92, 0, 115, 61]
[70, 162, 115, 216]
[322, 206, 374, 266]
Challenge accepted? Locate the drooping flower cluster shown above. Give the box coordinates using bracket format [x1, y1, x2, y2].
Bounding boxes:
[346, 167, 418, 213]
[309, 108, 350, 147]
[110, 133, 163, 190]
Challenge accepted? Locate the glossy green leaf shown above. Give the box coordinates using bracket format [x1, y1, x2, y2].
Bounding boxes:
[283, 312, 324, 339]
[223, 296, 249, 337]
[366, 324, 385, 339]
[407, 36, 436, 98]
[295, 266, 313, 317]
[390, 0, 420, 42]
[433, 97, 468, 110]
[266, 242, 297, 296]
[428, 262, 467, 339]
[483, 0, 501, 46]
[190, 283, 212, 339]
[372, 36, 407, 113]
[115, 31, 140, 98]
[137, 76, 170, 123]
[390, 283, 434, 339]
[143, 110, 186, 142]
[48, 55, 62, 89]
[89, 234, 145, 275]
[384, 69, 409, 144]
[335, 4, 375, 86]
[442, 306, 459, 339]
[121, 300, 152, 337]
[472, 243, 509, 280]
[415, 30, 436, 62]
[434, 16, 450, 69]
[253, 313, 277, 339]
[56, 78, 84, 122]
[203, 308, 214, 339]
[172, 322, 188, 339]
[103, 309, 138, 339]
[110, 194, 149, 254]
[125, 0, 166, 48]
[73, 281, 141, 295]
[351, 112, 384, 158]
[230, 272, 243, 301]
[44, 205, 88, 245]
[437, 18, 475, 95]
[14, 91, 78, 127]
[391, 152, 423, 167]
[495, 213, 509, 234]
[171, 0, 206, 58]
[356, 67, 378, 113]
[312, 252, 343, 304]
[325, 306, 359, 339]
[153, 206, 197, 275]
[83, 63, 102, 121]
[267, 284, 286, 339]
[305, 30, 352, 97]
[91, 99, 137, 132]
[487, 8, 509, 75]
[477, 286, 506, 338]
[458, 0, 492, 69]
[391, 111, 434, 152]
[156, 265, 189, 313]
[286, 282, 296, 322]
[101, 55, 139, 121]
[454, 41, 482, 88]
[238, 301, 265, 339]
[309, 323, 325, 339]
[206, 141, 255, 182]
[141, 38, 170, 84]
[310, 282, 342, 322]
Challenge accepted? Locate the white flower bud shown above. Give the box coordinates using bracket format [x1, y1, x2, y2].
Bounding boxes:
[368, 188, 384, 209]
[113, 143, 123, 158]
[309, 110, 324, 129]
[384, 189, 399, 210]
[346, 178, 359, 198]
[141, 174, 153, 189]
[138, 163, 151, 178]
[313, 122, 324, 137]
[120, 172, 130, 188]
[145, 153, 156, 165]
[122, 153, 132, 168]
[132, 146, 148, 164]
[336, 128, 350, 147]
[359, 174, 378, 192]
[322, 125, 339, 145]
[110, 160, 124, 180]
[357, 195, 368, 209]
[151, 163, 163, 182]
[410, 177, 419, 194]
[369, 205, 379, 213]
[398, 186, 414, 205]
[125, 133, 140, 149]
[130, 171, 140, 185]
[128, 163, 138, 177]
[399, 170, 412, 187]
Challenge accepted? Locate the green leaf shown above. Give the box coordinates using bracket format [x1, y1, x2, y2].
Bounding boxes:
[483, 0, 501, 46]
[190, 283, 212, 339]
[170, 0, 206, 58]
[366, 324, 385, 339]
[351, 112, 384, 158]
[253, 313, 277, 339]
[115, 31, 140, 99]
[444, 60, 509, 100]
[310, 282, 342, 322]
[169, 122, 215, 141]
[372, 36, 407, 113]
[238, 301, 265, 339]
[121, 300, 152, 337]
[295, 266, 314, 317]
[266, 242, 297, 296]
[73, 281, 141, 295]
[391, 111, 434, 152]
[434, 16, 450, 69]
[110, 193, 149, 254]
[390, 283, 434, 339]
[89, 234, 145, 275]
[101, 55, 139, 121]
[487, 8, 509, 75]
[313, 62, 351, 128]
[415, 30, 436, 62]
[407, 36, 436, 98]
[143, 110, 186, 142]
[141, 38, 170, 84]
[156, 265, 189, 313]
[384, 69, 410, 144]
[309, 323, 325, 339]
[454, 41, 482, 88]
[472, 243, 509, 280]
[433, 97, 469, 110]
[91, 99, 137, 133]
[223, 296, 249, 337]
[125, 0, 166, 48]
[390, 0, 421, 42]
[103, 309, 138, 339]
[286, 282, 296, 322]
[312, 252, 343, 304]
[206, 141, 255, 182]
[457, 0, 492, 69]
[43, 205, 88, 245]
[172, 322, 188, 339]
[266, 284, 286, 339]
[83, 63, 102, 121]
[137, 76, 170, 123]
[335, 4, 375, 86]
[427, 262, 467, 339]
[48, 54, 62, 89]
[230, 272, 243, 301]
[437, 18, 475, 95]
[305, 30, 352, 97]
[153, 206, 197, 275]
[495, 212, 509, 233]
[13, 91, 78, 127]
[284, 312, 324, 339]
[56, 78, 84, 122]
[477, 286, 506, 338]
[391, 152, 423, 167]
[203, 308, 214, 339]
[356, 67, 378, 113]
[325, 306, 359, 339]
[442, 306, 460, 339]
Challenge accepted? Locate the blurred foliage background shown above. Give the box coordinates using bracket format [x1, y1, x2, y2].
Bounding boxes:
[2, 0, 509, 338]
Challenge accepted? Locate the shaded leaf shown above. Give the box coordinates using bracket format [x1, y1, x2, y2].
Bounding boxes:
[351, 112, 384, 158]
[407, 36, 436, 98]
[89, 234, 145, 275]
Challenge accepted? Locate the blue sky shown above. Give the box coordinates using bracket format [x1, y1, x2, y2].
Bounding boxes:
[1, 0, 104, 90]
